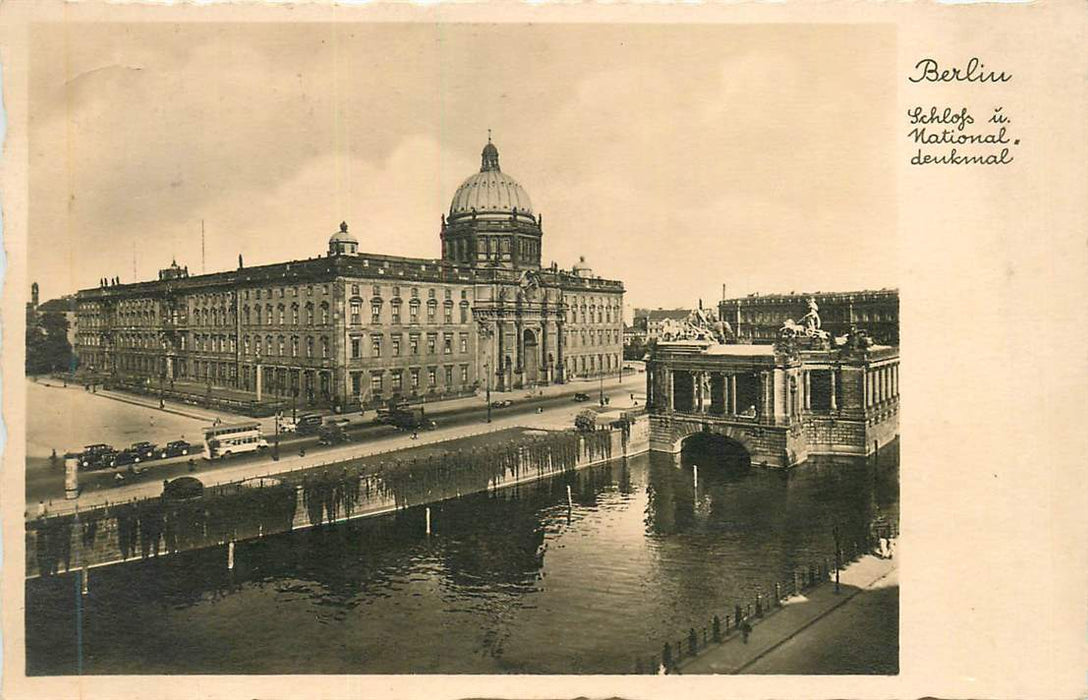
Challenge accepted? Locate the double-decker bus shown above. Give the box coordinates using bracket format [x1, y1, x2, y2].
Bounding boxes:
[202, 421, 268, 460]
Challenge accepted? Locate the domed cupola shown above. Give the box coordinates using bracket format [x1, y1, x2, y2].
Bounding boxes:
[441, 134, 544, 270]
[572, 255, 594, 278]
[328, 221, 359, 257]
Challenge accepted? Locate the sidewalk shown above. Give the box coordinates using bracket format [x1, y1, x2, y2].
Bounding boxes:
[677, 554, 898, 674]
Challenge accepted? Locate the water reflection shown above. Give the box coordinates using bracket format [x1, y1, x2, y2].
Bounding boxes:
[27, 440, 898, 675]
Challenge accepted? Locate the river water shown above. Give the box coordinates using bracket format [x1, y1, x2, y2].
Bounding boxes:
[27, 439, 898, 675]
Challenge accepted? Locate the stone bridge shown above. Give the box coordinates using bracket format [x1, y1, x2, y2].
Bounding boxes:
[645, 340, 900, 468]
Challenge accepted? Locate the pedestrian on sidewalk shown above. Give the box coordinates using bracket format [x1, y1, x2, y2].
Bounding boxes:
[740, 619, 752, 644]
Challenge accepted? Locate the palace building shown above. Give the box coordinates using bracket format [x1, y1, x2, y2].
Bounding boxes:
[718, 289, 899, 346]
[73, 139, 625, 409]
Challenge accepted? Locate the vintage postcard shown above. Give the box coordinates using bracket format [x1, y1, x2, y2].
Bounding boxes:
[1, 2, 1085, 699]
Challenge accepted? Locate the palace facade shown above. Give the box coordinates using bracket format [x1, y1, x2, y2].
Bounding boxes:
[73, 140, 625, 409]
[718, 289, 899, 346]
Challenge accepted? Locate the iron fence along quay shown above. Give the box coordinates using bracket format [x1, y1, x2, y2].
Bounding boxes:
[632, 527, 897, 675]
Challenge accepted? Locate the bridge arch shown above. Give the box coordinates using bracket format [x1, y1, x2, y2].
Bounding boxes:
[670, 421, 757, 462]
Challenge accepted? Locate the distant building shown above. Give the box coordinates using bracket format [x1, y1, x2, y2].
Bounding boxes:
[635, 308, 693, 341]
[718, 290, 898, 346]
[73, 139, 625, 408]
[37, 295, 78, 347]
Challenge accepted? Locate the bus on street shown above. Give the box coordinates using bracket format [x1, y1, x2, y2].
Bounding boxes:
[202, 422, 268, 460]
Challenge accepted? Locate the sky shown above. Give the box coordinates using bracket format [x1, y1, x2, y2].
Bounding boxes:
[28, 22, 896, 310]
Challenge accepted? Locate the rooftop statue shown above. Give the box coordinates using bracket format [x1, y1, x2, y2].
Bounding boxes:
[659, 307, 733, 344]
[779, 297, 830, 342]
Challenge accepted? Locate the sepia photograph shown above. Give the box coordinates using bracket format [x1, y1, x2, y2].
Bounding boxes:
[23, 19, 901, 678]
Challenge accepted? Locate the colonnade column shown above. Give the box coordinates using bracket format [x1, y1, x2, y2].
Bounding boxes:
[830, 369, 838, 410]
[556, 323, 564, 383]
[804, 371, 811, 410]
[541, 321, 549, 384]
[730, 375, 738, 415]
[515, 319, 524, 376]
[496, 321, 505, 391]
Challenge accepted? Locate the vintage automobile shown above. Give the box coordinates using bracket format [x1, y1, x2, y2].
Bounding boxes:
[110, 449, 142, 468]
[490, 399, 513, 409]
[79, 444, 117, 470]
[129, 441, 158, 461]
[573, 393, 591, 402]
[161, 440, 192, 458]
[316, 423, 352, 446]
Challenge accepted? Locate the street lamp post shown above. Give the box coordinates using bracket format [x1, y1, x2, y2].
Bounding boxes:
[273, 412, 280, 461]
[485, 362, 492, 423]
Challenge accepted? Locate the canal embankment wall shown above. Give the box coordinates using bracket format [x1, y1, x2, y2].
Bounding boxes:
[26, 416, 649, 579]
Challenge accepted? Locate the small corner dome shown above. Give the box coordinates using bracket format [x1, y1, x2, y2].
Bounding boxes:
[572, 255, 593, 277]
[329, 221, 358, 245]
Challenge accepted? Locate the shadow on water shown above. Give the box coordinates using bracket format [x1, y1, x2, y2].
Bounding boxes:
[27, 440, 899, 675]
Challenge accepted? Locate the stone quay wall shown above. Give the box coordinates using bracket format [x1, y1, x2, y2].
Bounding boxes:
[26, 417, 649, 579]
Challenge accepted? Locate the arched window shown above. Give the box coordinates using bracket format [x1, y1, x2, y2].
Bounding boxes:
[292, 303, 299, 325]
[306, 336, 314, 358]
[306, 302, 314, 325]
[321, 336, 329, 358]
[320, 302, 329, 325]
[265, 335, 273, 355]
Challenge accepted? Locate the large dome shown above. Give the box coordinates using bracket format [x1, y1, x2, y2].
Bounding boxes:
[448, 140, 533, 218]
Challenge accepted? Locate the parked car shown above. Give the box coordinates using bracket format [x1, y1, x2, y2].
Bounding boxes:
[110, 449, 140, 468]
[276, 416, 298, 433]
[573, 393, 591, 402]
[130, 441, 158, 461]
[79, 444, 116, 470]
[161, 440, 192, 458]
[317, 424, 352, 446]
[490, 399, 513, 409]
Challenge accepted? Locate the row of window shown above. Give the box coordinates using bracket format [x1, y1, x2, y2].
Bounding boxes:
[565, 327, 621, 347]
[356, 364, 471, 395]
[350, 299, 470, 326]
[442, 237, 540, 263]
[241, 284, 329, 303]
[567, 297, 622, 326]
[730, 309, 896, 324]
[354, 284, 468, 302]
[563, 353, 621, 375]
[351, 332, 470, 359]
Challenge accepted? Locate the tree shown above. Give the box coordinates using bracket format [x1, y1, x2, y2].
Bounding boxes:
[574, 409, 597, 432]
[26, 310, 74, 375]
